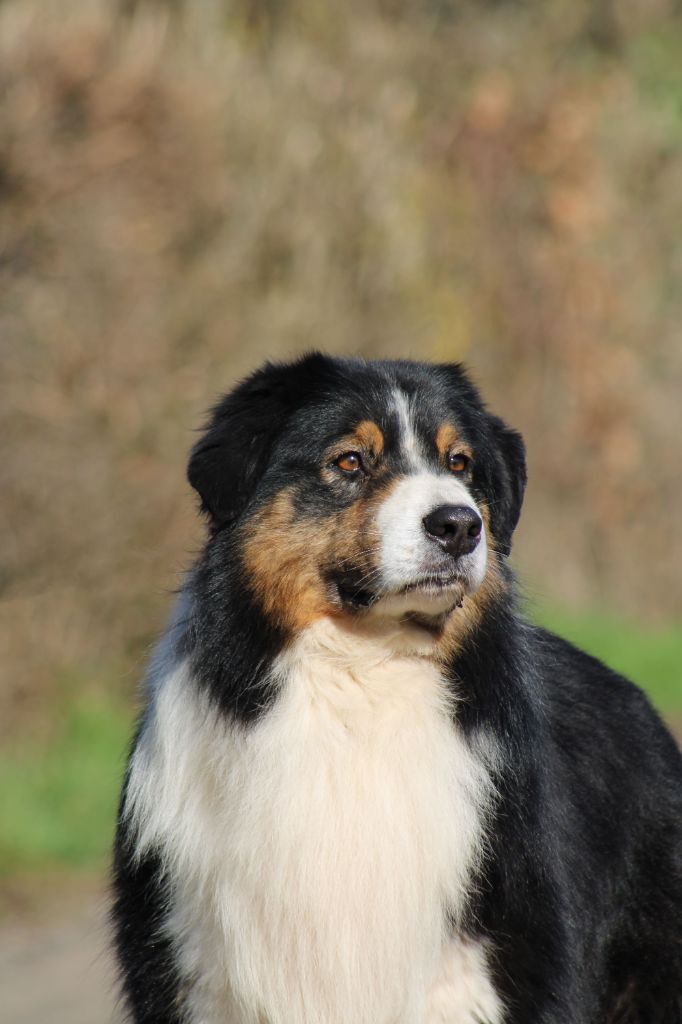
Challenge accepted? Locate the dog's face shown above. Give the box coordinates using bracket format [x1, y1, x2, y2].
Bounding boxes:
[189, 355, 526, 637]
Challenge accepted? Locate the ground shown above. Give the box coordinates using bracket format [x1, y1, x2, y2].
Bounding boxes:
[0, 884, 117, 1024]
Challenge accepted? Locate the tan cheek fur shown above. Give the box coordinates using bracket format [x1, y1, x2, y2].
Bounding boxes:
[241, 490, 332, 631]
[241, 481, 394, 633]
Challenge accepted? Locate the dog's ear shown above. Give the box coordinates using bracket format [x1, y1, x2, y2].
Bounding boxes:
[188, 354, 328, 527]
[486, 414, 527, 557]
[188, 370, 285, 526]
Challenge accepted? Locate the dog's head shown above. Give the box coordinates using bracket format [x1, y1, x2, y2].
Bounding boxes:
[188, 354, 525, 638]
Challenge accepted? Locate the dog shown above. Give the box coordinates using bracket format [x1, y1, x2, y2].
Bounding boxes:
[113, 354, 682, 1024]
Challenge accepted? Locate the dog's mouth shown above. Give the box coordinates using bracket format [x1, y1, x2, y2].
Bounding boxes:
[331, 569, 467, 613]
[395, 572, 464, 596]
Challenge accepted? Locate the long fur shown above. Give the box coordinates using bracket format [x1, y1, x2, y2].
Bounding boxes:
[113, 355, 682, 1024]
[125, 617, 499, 1024]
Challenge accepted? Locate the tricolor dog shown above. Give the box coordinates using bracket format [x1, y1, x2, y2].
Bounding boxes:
[113, 355, 682, 1023]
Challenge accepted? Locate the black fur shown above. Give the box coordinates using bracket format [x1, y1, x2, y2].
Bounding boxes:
[113, 354, 682, 1023]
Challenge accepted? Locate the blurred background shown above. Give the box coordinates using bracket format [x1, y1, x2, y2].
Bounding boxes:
[1, 0, 681, 1018]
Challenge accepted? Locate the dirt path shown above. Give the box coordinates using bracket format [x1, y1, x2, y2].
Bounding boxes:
[0, 890, 118, 1024]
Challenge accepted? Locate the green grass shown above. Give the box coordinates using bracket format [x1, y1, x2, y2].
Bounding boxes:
[0, 692, 133, 877]
[531, 605, 682, 718]
[631, 24, 682, 134]
[1, 607, 680, 881]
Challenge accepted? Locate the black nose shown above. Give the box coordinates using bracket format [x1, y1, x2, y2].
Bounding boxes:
[422, 504, 482, 558]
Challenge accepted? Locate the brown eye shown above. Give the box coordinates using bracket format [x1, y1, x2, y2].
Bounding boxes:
[335, 452, 362, 474]
[447, 452, 470, 474]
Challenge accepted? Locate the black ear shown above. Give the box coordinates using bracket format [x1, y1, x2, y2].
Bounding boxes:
[188, 352, 333, 526]
[487, 414, 527, 557]
[188, 373, 283, 526]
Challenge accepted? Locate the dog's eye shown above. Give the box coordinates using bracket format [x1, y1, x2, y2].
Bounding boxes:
[335, 452, 362, 474]
[447, 453, 470, 474]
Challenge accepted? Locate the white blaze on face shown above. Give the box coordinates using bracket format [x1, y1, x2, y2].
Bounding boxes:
[393, 389, 424, 471]
[372, 391, 488, 617]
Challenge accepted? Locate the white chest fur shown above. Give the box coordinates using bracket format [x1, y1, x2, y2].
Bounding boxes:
[125, 618, 499, 1024]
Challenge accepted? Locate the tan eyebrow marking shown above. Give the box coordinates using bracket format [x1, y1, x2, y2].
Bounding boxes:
[325, 421, 385, 464]
[436, 423, 461, 456]
[435, 423, 473, 465]
[353, 421, 384, 456]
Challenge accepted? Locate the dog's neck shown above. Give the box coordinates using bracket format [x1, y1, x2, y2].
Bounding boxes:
[310, 610, 446, 662]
